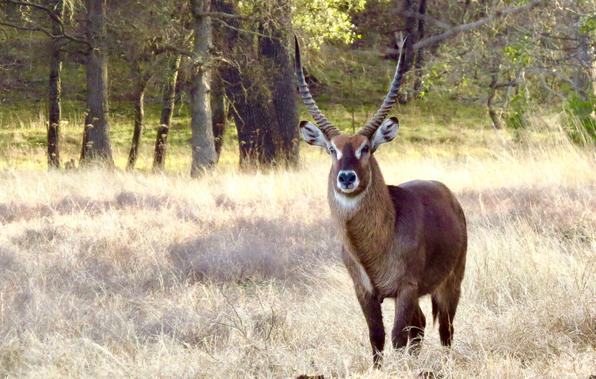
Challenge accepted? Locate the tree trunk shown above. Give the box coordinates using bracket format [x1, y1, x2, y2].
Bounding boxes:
[570, 14, 595, 141]
[413, 0, 426, 97]
[174, 72, 186, 117]
[213, 0, 280, 168]
[221, 60, 276, 166]
[153, 54, 182, 171]
[211, 72, 226, 161]
[47, 0, 63, 169]
[487, 73, 502, 129]
[126, 74, 148, 170]
[80, 0, 113, 166]
[189, 0, 216, 177]
[230, 88, 277, 167]
[397, 0, 418, 103]
[259, 1, 299, 167]
[572, 16, 594, 102]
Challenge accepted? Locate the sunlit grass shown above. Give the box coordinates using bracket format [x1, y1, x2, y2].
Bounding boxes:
[0, 133, 594, 377]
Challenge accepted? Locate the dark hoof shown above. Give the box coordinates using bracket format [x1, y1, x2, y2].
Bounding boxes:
[418, 370, 440, 379]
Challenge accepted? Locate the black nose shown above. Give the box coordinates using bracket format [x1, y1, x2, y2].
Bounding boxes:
[338, 171, 357, 186]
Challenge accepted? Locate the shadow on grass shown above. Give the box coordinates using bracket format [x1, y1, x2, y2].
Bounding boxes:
[168, 216, 337, 285]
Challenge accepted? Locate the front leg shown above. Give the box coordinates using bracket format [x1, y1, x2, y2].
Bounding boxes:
[341, 248, 385, 366]
[392, 285, 418, 349]
[355, 289, 385, 367]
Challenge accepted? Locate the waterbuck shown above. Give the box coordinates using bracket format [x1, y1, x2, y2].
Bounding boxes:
[295, 38, 467, 366]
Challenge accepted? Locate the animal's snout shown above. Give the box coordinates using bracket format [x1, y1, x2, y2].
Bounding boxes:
[337, 170, 359, 192]
[338, 171, 356, 185]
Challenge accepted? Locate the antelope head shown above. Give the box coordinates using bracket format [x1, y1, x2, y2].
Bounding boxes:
[295, 37, 404, 198]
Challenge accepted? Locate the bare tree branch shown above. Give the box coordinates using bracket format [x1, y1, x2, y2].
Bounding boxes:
[385, 0, 544, 56]
[152, 31, 195, 58]
[1, 0, 89, 46]
[538, 31, 578, 41]
[194, 11, 252, 20]
[526, 67, 580, 93]
[153, 44, 195, 58]
[5, 0, 62, 24]
[494, 80, 517, 89]
[0, 19, 58, 38]
[413, 0, 543, 50]
[212, 17, 271, 39]
[396, 9, 452, 30]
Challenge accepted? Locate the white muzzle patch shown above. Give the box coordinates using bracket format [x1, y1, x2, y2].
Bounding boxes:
[337, 170, 359, 193]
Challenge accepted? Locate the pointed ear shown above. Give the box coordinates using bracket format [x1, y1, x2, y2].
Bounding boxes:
[299, 121, 330, 148]
[371, 117, 399, 151]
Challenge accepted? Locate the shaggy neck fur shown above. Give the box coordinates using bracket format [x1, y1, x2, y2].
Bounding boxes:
[328, 157, 396, 267]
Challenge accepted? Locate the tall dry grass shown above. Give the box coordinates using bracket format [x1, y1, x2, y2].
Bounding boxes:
[0, 137, 594, 377]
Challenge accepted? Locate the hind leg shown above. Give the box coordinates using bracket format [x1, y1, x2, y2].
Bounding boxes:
[432, 284, 461, 346]
[433, 243, 466, 347]
[408, 303, 426, 350]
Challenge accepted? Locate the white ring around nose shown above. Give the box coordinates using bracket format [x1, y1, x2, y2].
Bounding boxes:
[337, 170, 359, 193]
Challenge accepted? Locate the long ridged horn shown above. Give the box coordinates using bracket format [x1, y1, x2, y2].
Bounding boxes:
[358, 36, 406, 138]
[295, 36, 340, 138]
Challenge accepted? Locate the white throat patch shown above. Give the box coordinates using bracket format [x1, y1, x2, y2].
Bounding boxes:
[333, 186, 368, 212]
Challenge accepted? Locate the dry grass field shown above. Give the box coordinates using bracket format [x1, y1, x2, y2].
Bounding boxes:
[0, 124, 595, 377]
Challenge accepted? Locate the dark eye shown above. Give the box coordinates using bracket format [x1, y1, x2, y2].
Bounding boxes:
[361, 145, 369, 154]
[329, 147, 336, 156]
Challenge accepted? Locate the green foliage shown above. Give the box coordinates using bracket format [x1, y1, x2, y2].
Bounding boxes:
[417, 62, 450, 99]
[292, 0, 367, 47]
[564, 93, 596, 144]
[579, 14, 596, 35]
[503, 42, 532, 66]
[505, 91, 529, 131]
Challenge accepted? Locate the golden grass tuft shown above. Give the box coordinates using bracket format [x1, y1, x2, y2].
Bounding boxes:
[0, 135, 594, 377]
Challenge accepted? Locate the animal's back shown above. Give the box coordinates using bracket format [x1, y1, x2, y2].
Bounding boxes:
[388, 180, 467, 294]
